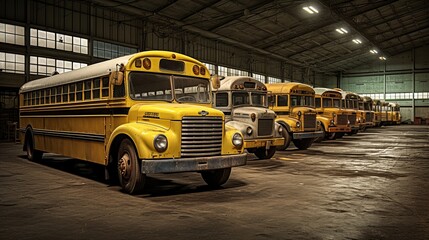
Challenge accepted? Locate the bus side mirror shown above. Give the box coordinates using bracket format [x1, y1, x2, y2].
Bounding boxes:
[109, 71, 124, 85]
[211, 74, 220, 89]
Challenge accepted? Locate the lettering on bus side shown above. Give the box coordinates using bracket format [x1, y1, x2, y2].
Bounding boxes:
[144, 112, 160, 119]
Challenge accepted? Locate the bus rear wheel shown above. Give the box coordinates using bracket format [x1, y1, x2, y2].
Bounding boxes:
[117, 139, 145, 194]
[254, 146, 276, 159]
[276, 126, 291, 151]
[201, 168, 231, 187]
[293, 138, 314, 150]
[25, 133, 43, 161]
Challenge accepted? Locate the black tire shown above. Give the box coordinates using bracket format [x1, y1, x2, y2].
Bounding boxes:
[352, 129, 359, 134]
[117, 139, 145, 194]
[201, 168, 231, 187]
[254, 146, 276, 160]
[326, 132, 336, 140]
[314, 125, 325, 143]
[276, 125, 291, 151]
[336, 133, 345, 139]
[293, 138, 314, 150]
[25, 132, 43, 161]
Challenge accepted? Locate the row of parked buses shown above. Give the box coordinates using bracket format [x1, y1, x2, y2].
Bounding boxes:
[18, 51, 401, 194]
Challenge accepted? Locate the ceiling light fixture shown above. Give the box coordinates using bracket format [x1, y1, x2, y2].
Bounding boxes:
[335, 28, 348, 34]
[352, 39, 362, 44]
[303, 6, 319, 14]
[379, 56, 387, 60]
[370, 49, 378, 54]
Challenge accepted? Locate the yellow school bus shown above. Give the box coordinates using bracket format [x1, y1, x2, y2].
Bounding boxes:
[372, 99, 382, 127]
[391, 102, 401, 124]
[314, 88, 351, 140]
[335, 89, 360, 135]
[266, 83, 324, 150]
[362, 96, 375, 128]
[19, 50, 246, 194]
[213, 76, 284, 159]
[380, 101, 392, 125]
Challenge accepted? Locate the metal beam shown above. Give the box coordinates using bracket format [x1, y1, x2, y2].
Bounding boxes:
[179, 0, 224, 22]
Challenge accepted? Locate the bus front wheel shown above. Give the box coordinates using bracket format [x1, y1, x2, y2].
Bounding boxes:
[276, 126, 291, 151]
[201, 168, 231, 187]
[293, 138, 314, 150]
[117, 139, 145, 194]
[254, 146, 276, 159]
[25, 133, 43, 161]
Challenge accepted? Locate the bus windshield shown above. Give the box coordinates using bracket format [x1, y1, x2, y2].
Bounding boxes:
[333, 99, 341, 108]
[251, 92, 268, 107]
[129, 72, 210, 103]
[291, 95, 314, 107]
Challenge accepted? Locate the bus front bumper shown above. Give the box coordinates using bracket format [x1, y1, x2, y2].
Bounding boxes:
[141, 153, 247, 174]
[327, 126, 351, 133]
[244, 137, 285, 149]
[293, 131, 324, 139]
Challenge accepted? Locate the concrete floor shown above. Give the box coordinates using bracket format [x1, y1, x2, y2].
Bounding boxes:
[0, 125, 428, 240]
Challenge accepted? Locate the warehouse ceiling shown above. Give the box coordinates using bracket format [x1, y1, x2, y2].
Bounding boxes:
[89, 0, 429, 74]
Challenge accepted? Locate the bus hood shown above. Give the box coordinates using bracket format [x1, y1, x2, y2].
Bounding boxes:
[131, 103, 224, 121]
[232, 106, 276, 121]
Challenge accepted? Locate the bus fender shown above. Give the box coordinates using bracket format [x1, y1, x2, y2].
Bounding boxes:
[106, 122, 176, 162]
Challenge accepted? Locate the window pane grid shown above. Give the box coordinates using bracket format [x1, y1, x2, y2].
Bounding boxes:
[30, 28, 88, 54]
[30, 55, 87, 76]
[0, 23, 25, 45]
[93, 40, 137, 59]
[0, 52, 25, 74]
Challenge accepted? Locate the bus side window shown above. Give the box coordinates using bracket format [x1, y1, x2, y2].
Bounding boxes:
[315, 97, 321, 108]
[69, 84, 75, 102]
[102, 77, 109, 97]
[113, 83, 125, 98]
[40, 90, 45, 105]
[62, 85, 69, 102]
[93, 78, 100, 99]
[35, 91, 40, 105]
[278, 95, 288, 106]
[76, 82, 83, 101]
[45, 89, 50, 104]
[56, 86, 62, 103]
[51, 87, 56, 103]
[215, 92, 228, 107]
[84, 80, 91, 100]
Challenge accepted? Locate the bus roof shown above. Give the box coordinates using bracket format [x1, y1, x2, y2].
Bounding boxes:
[19, 50, 204, 93]
[362, 96, 373, 102]
[217, 76, 266, 91]
[334, 88, 359, 99]
[313, 87, 341, 97]
[266, 82, 314, 94]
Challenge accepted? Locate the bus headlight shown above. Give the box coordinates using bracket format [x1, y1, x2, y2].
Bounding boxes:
[297, 111, 302, 117]
[330, 120, 335, 126]
[332, 113, 336, 117]
[232, 133, 243, 148]
[246, 127, 253, 135]
[278, 126, 283, 133]
[154, 134, 168, 152]
[296, 122, 301, 128]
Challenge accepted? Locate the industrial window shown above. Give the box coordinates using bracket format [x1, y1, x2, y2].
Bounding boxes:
[93, 40, 137, 59]
[30, 56, 87, 76]
[252, 73, 265, 83]
[218, 66, 228, 77]
[203, 63, 216, 75]
[229, 68, 248, 76]
[0, 23, 25, 46]
[0, 52, 25, 74]
[267, 77, 281, 83]
[30, 28, 88, 54]
[415, 92, 429, 99]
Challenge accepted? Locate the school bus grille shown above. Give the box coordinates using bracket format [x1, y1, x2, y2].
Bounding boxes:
[337, 114, 348, 125]
[303, 113, 316, 130]
[258, 119, 273, 136]
[348, 114, 356, 125]
[365, 112, 373, 122]
[181, 116, 223, 158]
